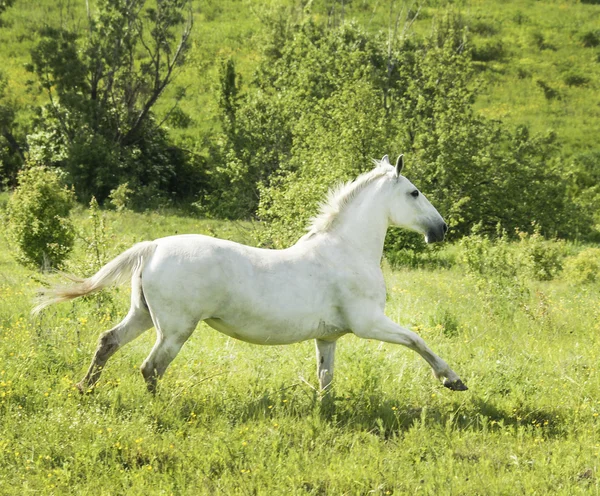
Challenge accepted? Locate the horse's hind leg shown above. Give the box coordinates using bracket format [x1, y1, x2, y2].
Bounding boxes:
[140, 321, 197, 394]
[76, 307, 153, 393]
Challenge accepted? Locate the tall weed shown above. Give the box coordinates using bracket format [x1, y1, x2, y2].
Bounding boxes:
[68, 198, 123, 317]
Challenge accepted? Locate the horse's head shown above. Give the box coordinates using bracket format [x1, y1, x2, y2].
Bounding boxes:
[382, 155, 447, 243]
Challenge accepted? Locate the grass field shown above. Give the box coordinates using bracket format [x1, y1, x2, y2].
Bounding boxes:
[1, 210, 600, 494]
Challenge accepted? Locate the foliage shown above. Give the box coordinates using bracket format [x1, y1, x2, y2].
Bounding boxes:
[580, 30, 600, 48]
[563, 248, 600, 285]
[68, 197, 122, 315]
[516, 227, 565, 282]
[383, 230, 429, 269]
[567, 150, 600, 240]
[397, 26, 574, 239]
[25, 0, 197, 204]
[458, 223, 572, 319]
[108, 182, 133, 212]
[257, 75, 391, 247]
[0, 0, 14, 20]
[76, 197, 116, 275]
[0, 0, 597, 236]
[207, 13, 581, 249]
[0, 71, 24, 188]
[5, 166, 75, 270]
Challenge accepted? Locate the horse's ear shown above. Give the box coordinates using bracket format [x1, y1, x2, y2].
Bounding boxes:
[380, 154, 390, 166]
[395, 154, 404, 176]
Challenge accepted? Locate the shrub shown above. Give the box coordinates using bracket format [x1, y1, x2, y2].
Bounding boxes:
[568, 150, 600, 240]
[26, 1, 195, 206]
[563, 248, 600, 285]
[470, 20, 499, 37]
[109, 183, 133, 212]
[517, 228, 565, 281]
[207, 12, 582, 241]
[531, 32, 556, 51]
[257, 78, 390, 248]
[5, 166, 75, 270]
[384, 230, 428, 269]
[536, 79, 561, 100]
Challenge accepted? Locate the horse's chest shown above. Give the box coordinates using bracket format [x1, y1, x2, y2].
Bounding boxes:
[337, 270, 386, 307]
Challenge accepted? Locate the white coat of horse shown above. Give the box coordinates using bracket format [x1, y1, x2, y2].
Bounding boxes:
[35, 155, 467, 394]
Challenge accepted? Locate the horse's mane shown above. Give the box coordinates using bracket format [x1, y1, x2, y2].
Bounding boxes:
[307, 160, 392, 234]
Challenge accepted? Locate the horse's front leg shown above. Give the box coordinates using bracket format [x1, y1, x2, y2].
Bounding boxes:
[354, 314, 467, 391]
[315, 339, 337, 391]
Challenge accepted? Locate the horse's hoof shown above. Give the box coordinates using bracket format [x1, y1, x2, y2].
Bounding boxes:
[75, 382, 93, 394]
[444, 378, 468, 391]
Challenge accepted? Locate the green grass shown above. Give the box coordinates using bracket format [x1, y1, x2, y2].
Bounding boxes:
[1, 210, 600, 494]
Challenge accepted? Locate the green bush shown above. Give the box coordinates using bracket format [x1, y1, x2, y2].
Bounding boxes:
[567, 150, 600, 240]
[257, 78, 390, 248]
[108, 182, 133, 212]
[471, 39, 505, 62]
[563, 248, 600, 285]
[24, 0, 197, 206]
[5, 166, 75, 270]
[517, 228, 565, 281]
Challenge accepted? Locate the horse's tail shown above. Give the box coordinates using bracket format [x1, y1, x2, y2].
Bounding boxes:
[33, 241, 158, 315]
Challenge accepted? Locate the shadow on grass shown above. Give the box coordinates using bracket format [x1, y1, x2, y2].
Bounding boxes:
[78, 380, 568, 441]
[331, 395, 565, 439]
[229, 388, 567, 439]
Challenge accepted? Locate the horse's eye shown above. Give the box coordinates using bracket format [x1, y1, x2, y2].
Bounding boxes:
[410, 190, 419, 198]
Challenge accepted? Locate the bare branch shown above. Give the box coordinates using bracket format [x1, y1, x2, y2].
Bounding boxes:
[122, 3, 192, 145]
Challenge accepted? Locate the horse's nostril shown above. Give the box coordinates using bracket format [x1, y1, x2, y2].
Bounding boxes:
[442, 223, 448, 234]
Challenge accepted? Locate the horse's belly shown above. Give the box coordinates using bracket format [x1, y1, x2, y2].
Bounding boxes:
[204, 317, 347, 345]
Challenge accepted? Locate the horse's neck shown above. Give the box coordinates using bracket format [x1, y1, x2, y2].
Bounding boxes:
[332, 186, 389, 265]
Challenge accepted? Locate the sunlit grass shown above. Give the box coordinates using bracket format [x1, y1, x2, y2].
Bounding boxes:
[1, 210, 600, 493]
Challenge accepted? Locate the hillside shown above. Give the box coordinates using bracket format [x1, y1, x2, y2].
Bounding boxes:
[1, 0, 599, 157]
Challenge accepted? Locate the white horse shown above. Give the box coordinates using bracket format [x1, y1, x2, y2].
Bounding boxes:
[35, 155, 467, 394]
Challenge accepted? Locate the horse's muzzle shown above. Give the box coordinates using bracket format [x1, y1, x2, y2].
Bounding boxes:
[425, 222, 448, 243]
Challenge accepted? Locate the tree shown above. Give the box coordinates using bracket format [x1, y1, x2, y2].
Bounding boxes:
[0, 71, 24, 187]
[206, 20, 391, 219]
[28, 0, 194, 203]
[209, 12, 584, 249]
[0, 0, 26, 187]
